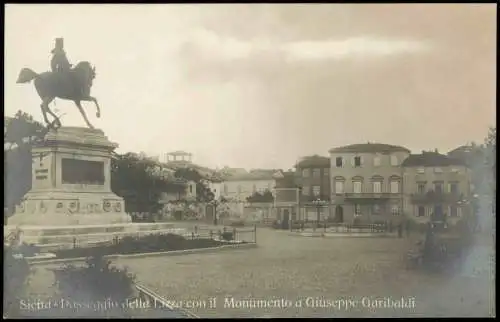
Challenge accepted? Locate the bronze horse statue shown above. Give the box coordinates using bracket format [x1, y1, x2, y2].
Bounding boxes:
[16, 61, 101, 129]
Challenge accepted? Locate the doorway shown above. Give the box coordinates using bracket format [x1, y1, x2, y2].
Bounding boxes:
[282, 209, 290, 230]
[433, 205, 444, 222]
[335, 205, 344, 223]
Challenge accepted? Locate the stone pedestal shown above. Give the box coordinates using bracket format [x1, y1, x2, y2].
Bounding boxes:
[7, 127, 131, 226]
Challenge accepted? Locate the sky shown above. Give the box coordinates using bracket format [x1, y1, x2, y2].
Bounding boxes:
[4, 4, 497, 170]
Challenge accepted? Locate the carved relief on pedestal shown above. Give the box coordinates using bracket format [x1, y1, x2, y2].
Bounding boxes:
[16, 201, 26, 213]
[68, 201, 79, 214]
[114, 202, 122, 213]
[86, 203, 95, 214]
[85, 202, 102, 214]
[55, 202, 64, 213]
[39, 201, 47, 214]
[103, 200, 111, 212]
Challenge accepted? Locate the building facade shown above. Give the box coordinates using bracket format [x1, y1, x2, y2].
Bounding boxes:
[273, 170, 299, 228]
[220, 170, 279, 202]
[294, 155, 331, 221]
[402, 152, 472, 225]
[329, 143, 411, 224]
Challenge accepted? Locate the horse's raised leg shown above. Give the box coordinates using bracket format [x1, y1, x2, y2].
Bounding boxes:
[74, 100, 94, 129]
[40, 97, 56, 127]
[82, 96, 101, 118]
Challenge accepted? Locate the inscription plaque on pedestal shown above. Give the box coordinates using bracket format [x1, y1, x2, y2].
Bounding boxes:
[61, 158, 105, 185]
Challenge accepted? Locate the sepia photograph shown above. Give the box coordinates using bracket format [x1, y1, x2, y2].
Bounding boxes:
[3, 3, 496, 318]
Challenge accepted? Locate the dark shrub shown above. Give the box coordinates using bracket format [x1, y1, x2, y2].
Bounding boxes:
[4, 246, 33, 318]
[230, 220, 245, 227]
[53, 255, 136, 303]
[55, 233, 224, 259]
[221, 231, 234, 241]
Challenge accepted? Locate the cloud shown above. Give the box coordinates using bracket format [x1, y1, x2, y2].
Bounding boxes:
[184, 29, 430, 62]
[285, 37, 430, 61]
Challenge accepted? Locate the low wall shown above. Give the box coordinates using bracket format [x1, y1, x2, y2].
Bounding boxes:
[27, 242, 258, 266]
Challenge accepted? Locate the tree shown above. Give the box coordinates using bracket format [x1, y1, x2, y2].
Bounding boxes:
[246, 190, 274, 203]
[111, 153, 185, 213]
[484, 126, 496, 186]
[173, 168, 215, 202]
[4, 111, 47, 216]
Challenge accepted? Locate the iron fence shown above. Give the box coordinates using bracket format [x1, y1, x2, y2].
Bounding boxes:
[63, 225, 257, 250]
[289, 221, 390, 233]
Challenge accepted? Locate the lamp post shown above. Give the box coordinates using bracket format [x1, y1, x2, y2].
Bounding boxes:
[209, 191, 222, 226]
[312, 198, 328, 228]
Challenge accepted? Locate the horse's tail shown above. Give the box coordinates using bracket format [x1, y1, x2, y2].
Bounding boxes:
[16, 68, 38, 84]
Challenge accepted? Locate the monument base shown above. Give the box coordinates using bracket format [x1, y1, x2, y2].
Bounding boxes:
[4, 222, 185, 252]
[8, 190, 131, 226]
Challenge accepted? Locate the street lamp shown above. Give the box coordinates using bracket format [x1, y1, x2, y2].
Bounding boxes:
[312, 198, 328, 228]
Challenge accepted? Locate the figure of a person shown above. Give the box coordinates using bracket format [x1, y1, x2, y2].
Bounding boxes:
[397, 223, 403, 238]
[50, 38, 72, 73]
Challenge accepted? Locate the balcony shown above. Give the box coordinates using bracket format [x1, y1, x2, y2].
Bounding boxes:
[410, 190, 464, 204]
[343, 193, 395, 202]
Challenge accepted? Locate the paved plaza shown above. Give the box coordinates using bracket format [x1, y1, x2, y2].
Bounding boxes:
[113, 225, 495, 318]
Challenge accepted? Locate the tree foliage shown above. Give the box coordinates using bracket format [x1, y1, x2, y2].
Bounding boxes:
[484, 126, 496, 184]
[4, 111, 47, 215]
[246, 190, 274, 203]
[173, 167, 215, 202]
[111, 153, 185, 213]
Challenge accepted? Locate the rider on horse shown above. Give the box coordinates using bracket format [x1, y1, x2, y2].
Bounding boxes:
[50, 38, 72, 73]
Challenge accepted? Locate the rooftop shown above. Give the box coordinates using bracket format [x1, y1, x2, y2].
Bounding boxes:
[329, 143, 411, 154]
[223, 170, 279, 182]
[167, 150, 192, 156]
[401, 152, 467, 167]
[296, 155, 330, 168]
[275, 171, 297, 188]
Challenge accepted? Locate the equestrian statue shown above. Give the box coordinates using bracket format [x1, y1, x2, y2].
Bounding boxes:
[16, 38, 101, 129]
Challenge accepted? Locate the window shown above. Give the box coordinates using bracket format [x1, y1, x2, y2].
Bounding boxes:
[302, 186, 310, 196]
[373, 156, 381, 167]
[323, 168, 329, 176]
[237, 185, 242, 194]
[223, 184, 228, 194]
[449, 182, 459, 195]
[434, 182, 443, 194]
[312, 169, 321, 178]
[372, 204, 381, 215]
[335, 181, 344, 194]
[434, 167, 443, 173]
[390, 181, 400, 194]
[354, 156, 362, 167]
[417, 183, 426, 194]
[391, 205, 400, 215]
[353, 181, 363, 194]
[302, 169, 310, 177]
[189, 185, 193, 193]
[252, 184, 257, 193]
[354, 204, 362, 215]
[373, 181, 382, 193]
[312, 185, 321, 196]
[417, 206, 425, 217]
[390, 155, 399, 166]
[335, 157, 343, 168]
[450, 205, 458, 217]
[451, 168, 460, 173]
[416, 168, 425, 174]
